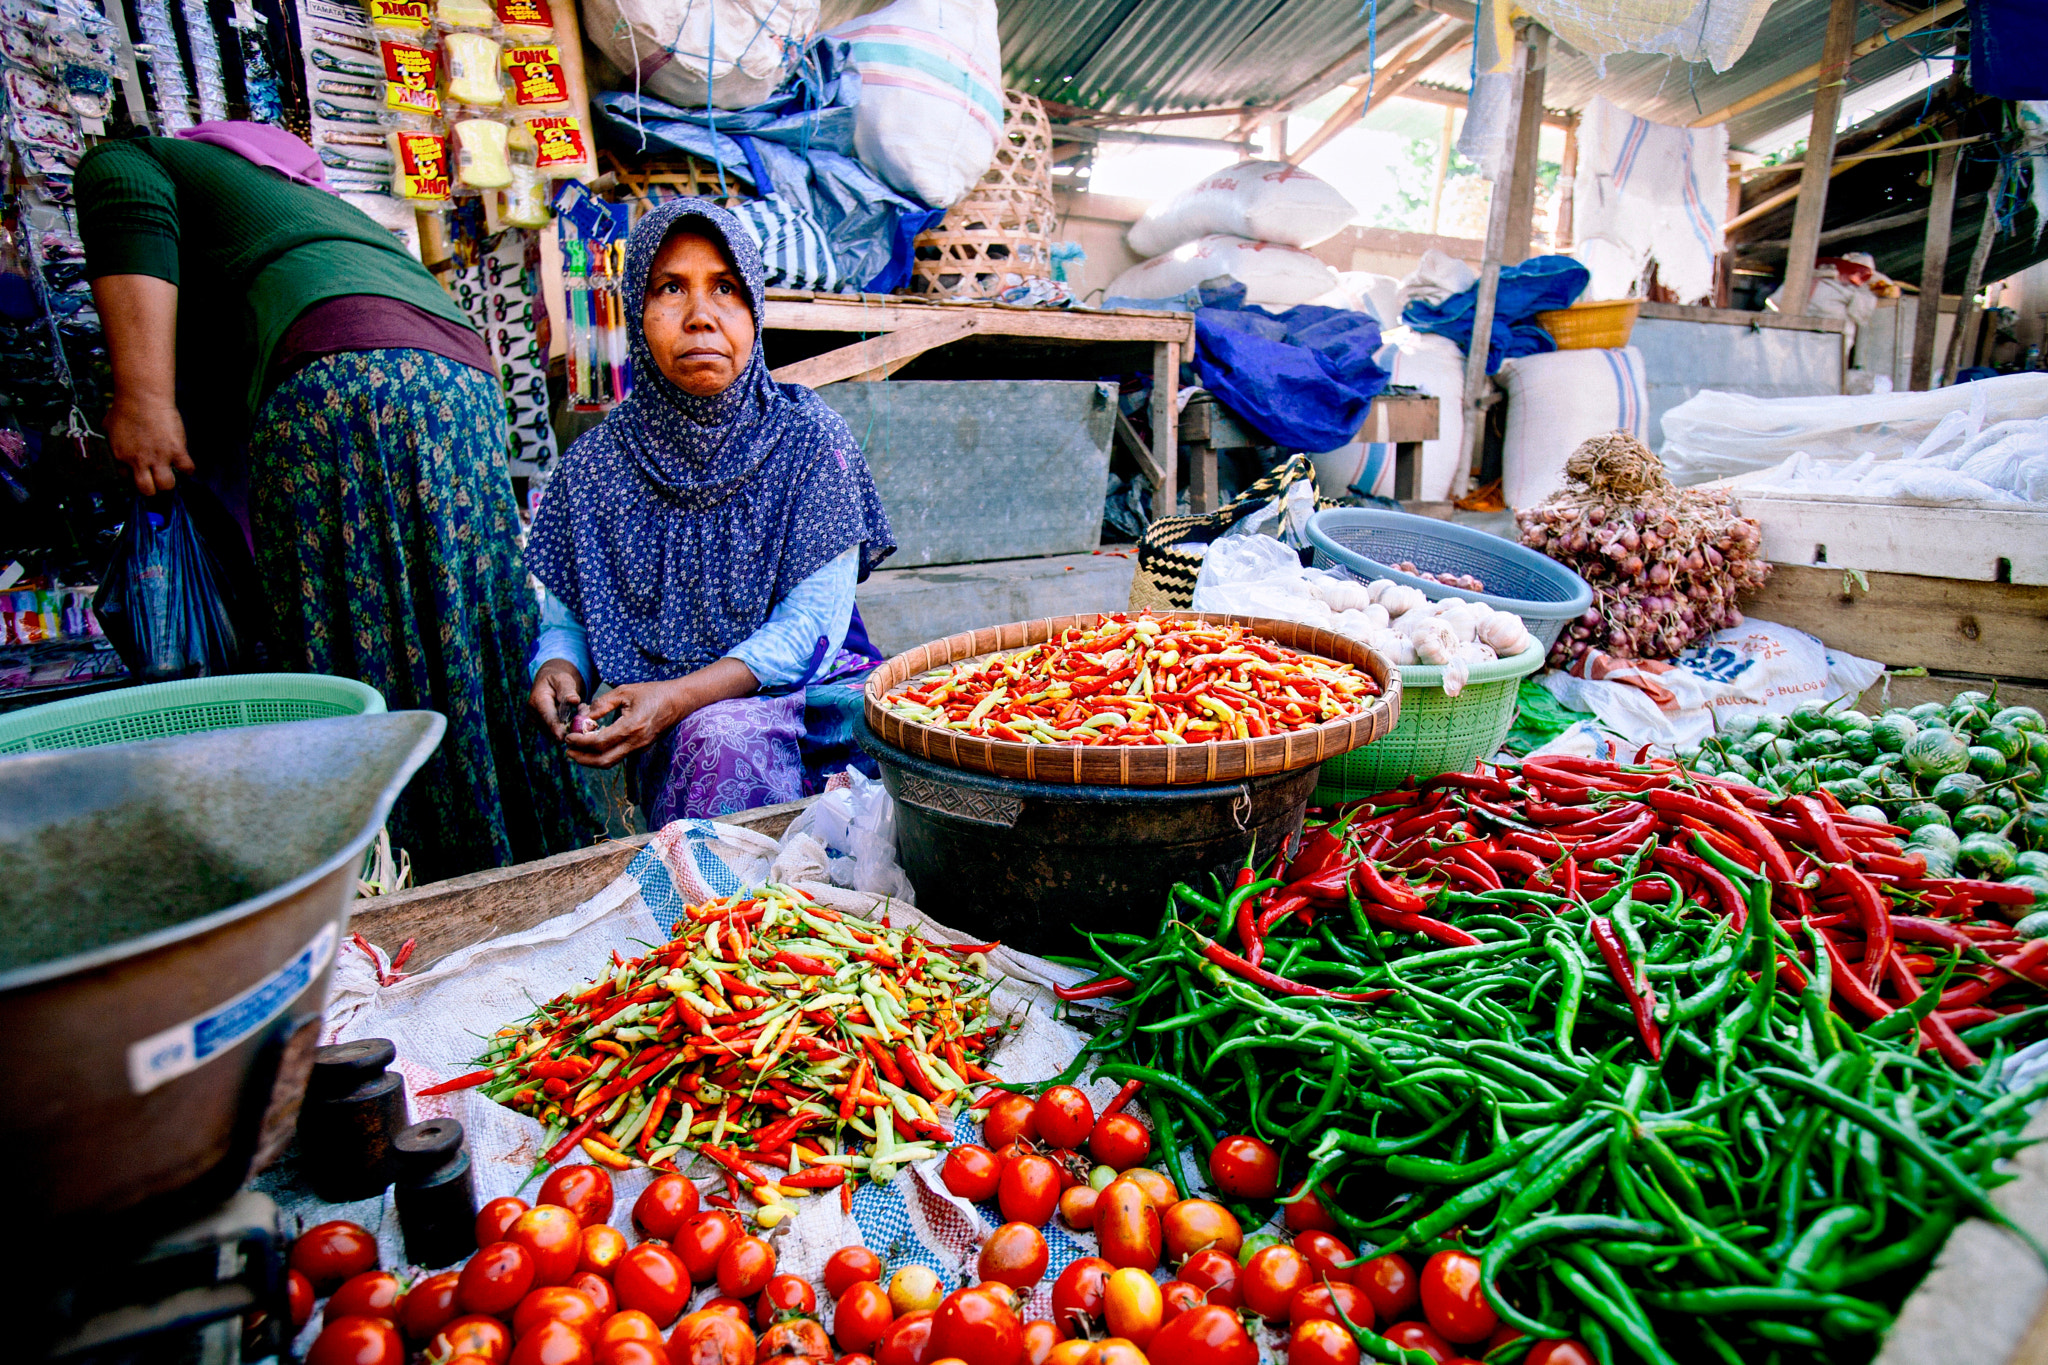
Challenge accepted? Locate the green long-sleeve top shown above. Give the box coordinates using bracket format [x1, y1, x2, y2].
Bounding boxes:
[75, 136, 475, 410]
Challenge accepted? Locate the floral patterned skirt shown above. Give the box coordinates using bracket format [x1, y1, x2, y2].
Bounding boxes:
[249, 349, 601, 882]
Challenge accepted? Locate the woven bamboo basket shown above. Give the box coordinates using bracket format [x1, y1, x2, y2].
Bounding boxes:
[1535, 298, 1641, 350]
[908, 89, 1056, 300]
[605, 150, 748, 213]
[864, 613, 1401, 786]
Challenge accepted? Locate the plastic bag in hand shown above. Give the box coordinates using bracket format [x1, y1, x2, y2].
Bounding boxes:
[92, 490, 243, 680]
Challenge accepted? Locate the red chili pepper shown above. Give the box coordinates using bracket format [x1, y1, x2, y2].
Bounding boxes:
[863, 1035, 908, 1089]
[1909, 877, 2039, 907]
[1822, 864, 1893, 992]
[1484, 847, 1548, 880]
[1195, 934, 1395, 1002]
[1353, 900, 1482, 947]
[571, 1047, 679, 1119]
[544, 1115, 599, 1164]
[1590, 917, 1660, 1061]
[1886, 950, 1983, 1069]
[1808, 924, 1891, 1020]
[638, 1085, 674, 1158]
[896, 1044, 943, 1102]
[1101, 1078, 1144, 1118]
[1568, 811, 1662, 860]
[780, 1164, 846, 1189]
[1940, 939, 2048, 1009]
[716, 970, 771, 998]
[1351, 859, 1428, 915]
[839, 1057, 871, 1121]
[1652, 847, 1746, 929]
[417, 1068, 498, 1097]
[750, 1112, 819, 1150]
[1055, 976, 1134, 1001]
[767, 950, 835, 977]
[1789, 795, 1856, 866]
[1444, 843, 1505, 890]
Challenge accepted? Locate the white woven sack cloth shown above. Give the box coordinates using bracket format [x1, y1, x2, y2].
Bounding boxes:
[1481, 0, 1771, 72]
[826, 0, 1002, 209]
[1106, 234, 1338, 310]
[1573, 97, 1727, 304]
[1127, 160, 1357, 258]
[581, 0, 816, 111]
[1499, 346, 1650, 510]
[273, 816, 1178, 1346]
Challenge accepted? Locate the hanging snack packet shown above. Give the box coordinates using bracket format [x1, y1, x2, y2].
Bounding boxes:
[494, 0, 550, 37]
[524, 112, 586, 174]
[436, 0, 495, 30]
[499, 119, 550, 226]
[381, 38, 439, 118]
[451, 114, 511, 189]
[503, 41, 566, 108]
[390, 128, 452, 201]
[367, 0, 432, 34]
[443, 29, 503, 106]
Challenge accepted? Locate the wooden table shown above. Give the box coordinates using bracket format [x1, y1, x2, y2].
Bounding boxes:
[759, 291, 1195, 510]
[1178, 391, 1443, 512]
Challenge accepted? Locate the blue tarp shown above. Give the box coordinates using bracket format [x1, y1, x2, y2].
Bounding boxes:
[595, 41, 944, 293]
[1401, 255, 1589, 373]
[1191, 282, 1392, 454]
[1970, 0, 2048, 98]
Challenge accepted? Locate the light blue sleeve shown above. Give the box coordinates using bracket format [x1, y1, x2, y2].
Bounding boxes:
[726, 547, 858, 688]
[530, 588, 595, 685]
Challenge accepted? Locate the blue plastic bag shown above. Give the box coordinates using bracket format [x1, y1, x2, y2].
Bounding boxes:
[1192, 283, 1391, 452]
[92, 490, 242, 680]
[1402, 255, 1590, 373]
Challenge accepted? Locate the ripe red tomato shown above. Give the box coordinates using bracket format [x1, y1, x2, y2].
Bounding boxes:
[307, 1315, 405, 1365]
[1043, 1149, 1089, 1191]
[754, 1273, 816, 1328]
[579, 1225, 628, 1279]
[594, 1343, 666, 1365]
[983, 1095, 1039, 1149]
[1033, 1086, 1095, 1150]
[1382, 1321, 1453, 1364]
[931, 1285, 1024, 1365]
[1294, 1231, 1356, 1284]
[567, 1271, 616, 1319]
[513, 1286, 603, 1343]
[673, 1210, 742, 1284]
[288, 1269, 315, 1330]
[1282, 1181, 1340, 1234]
[538, 1165, 615, 1227]
[1419, 1251, 1496, 1345]
[326, 1270, 406, 1327]
[1159, 1280, 1203, 1325]
[1048, 1257, 1111, 1338]
[998, 1154, 1061, 1227]
[1178, 1247, 1241, 1310]
[1057, 1186, 1098, 1231]
[1021, 1319, 1059, 1365]
[633, 1173, 702, 1240]
[1103, 1268, 1163, 1349]
[836, 1280, 896, 1354]
[697, 1298, 750, 1324]
[1289, 1282, 1373, 1332]
[825, 1245, 886, 1298]
[510, 1205, 584, 1286]
[397, 1272, 460, 1344]
[1242, 1245, 1312, 1320]
[1289, 1319, 1362, 1365]
[716, 1234, 777, 1298]
[290, 1221, 379, 1292]
[1523, 1340, 1597, 1365]
[509, 1317, 595, 1365]
[1208, 1136, 1281, 1200]
[1086, 1115, 1151, 1171]
[666, 1311, 756, 1365]
[1161, 1198, 1243, 1260]
[477, 1198, 532, 1249]
[597, 1311, 664, 1349]
[459, 1242, 538, 1318]
[758, 1317, 833, 1361]
[1116, 1168, 1175, 1210]
[1353, 1254, 1420, 1322]
[1094, 1179, 1161, 1272]
[430, 1316, 512, 1363]
[875, 1310, 934, 1365]
[1145, 1303, 1257, 1365]
[978, 1222, 1050, 1289]
[616, 1242, 691, 1326]
[943, 1144, 1004, 1204]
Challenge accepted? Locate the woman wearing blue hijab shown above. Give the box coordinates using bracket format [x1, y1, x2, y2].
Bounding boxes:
[524, 199, 895, 823]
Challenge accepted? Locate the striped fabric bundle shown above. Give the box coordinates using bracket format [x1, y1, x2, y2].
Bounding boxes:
[825, 0, 1001, 209]
[728, 196, 843, 293]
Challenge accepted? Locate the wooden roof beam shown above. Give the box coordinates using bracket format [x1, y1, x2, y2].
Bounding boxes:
[1689, 0, 1964, 129]
[1286, 18, 1472, 166]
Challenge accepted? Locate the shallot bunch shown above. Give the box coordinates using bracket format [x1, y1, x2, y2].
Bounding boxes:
[1392, 561, 1487, 593]
[1516, 431, 1769, 668]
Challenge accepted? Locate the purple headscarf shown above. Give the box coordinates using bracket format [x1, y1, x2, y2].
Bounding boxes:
[177, 120, 329, 190]
[524, 198, 894, 686]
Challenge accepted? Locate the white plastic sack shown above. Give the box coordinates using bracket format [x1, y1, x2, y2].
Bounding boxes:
[1375, 326, 1469, 502]
[1499, 346, 1649, 509]
[582, 0, 816, 110]
[772, 770, 916, 903]
[1126, 161, 1358, 258]
[1539, 667, 1717, 752]
[1395, 248, 1478, 314]
[1307, 270, 1403, 325]
[827, 0, 1002, 208]
[1105, 234, 1338, 310]
[1672, 618, 1884, 723]
[1740, 416, 2048, 504]
[1573, 97, 1726, 304]
[1657, 373, 2048, 485]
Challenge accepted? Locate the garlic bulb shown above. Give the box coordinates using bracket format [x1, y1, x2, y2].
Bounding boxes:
[1478, 609, 1536, 656]
[1451, 640, 1498, 664]
[1441, 658, 1472, 698]
[1317, 578, 1375, 613]
[1364, 629, 1414, 665]
[1354, 603, 1391, 633]
[1379, 585, 1428, 618]
[1365, 578, 1397, 605]
[1438, 603, 1486, 643]
[1409, 619, 1457, 665]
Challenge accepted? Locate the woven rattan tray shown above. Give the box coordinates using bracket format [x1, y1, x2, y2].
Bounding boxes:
[863, 614, 1401, 786]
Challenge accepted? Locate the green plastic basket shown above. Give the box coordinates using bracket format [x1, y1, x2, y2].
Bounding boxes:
[0, 672, 386, 754]
[1314, 643, 1545, 803]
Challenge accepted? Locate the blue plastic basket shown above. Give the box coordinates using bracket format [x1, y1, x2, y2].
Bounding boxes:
[1306, 508, 1592, 652]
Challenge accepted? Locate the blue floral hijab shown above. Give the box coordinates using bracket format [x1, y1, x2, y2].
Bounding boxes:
[525, 198, 894, 685]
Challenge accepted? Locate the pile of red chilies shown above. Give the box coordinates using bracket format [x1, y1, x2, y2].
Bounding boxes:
[1251, 755, 2040, 1070]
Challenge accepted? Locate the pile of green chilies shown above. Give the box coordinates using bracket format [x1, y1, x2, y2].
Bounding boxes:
[1048, 843, 2048, 1365]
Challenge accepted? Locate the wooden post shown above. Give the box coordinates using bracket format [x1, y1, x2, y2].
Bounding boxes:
[1717, 161, 1742, 308]
[1910, 146, 1960, 390]
[1503, 27, 1550, 264]
[1779, 0, 1859, 318]
[1152, 340, 1180, 516]
[1554, 112, 1579, 250]
[1944, 160, 2008, 383]
[1429, 105, 1455, 236]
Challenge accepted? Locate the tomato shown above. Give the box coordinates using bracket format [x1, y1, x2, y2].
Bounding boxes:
[460, 1242, 538, 1317]
[595, 1342, 668, 1365]
[511, 1317, 596, 1365]
[982, 1095, 1038, 1149]
[997, 1154, 1060, 1227]
[1159, 1280, 1203, 1325]
[942, 1145, 1003, 1204]
[1085, 1115, 1150, 1171]
[712, 1235, 775, 1299]
[1042, 1342, 1093, 1365]
[875, 1310, 934, 1365]
[836, 1280, 896, 1353]
[1043, 1149, 1090, 1191]
[1178, 1248, 1241, 1310]
[514, 1286, 604, 1343]
[567, 1271, 616, 1320]
[1282, 1181, 1340, 1235]
[511, 1205, 584, 1287]
[1162, 1198, 1243, 1260]
[538, 1165, 615, 1227]
[470, 1196, 526, 1246]
[1095, 1341, 1147, 1365]
[1048, 1257, 1111, 1338]
[599, 1312, 665, 1348]
[755, 1273, 817, 1327]
[697, 1298, 750, 1324]
[1094, 1179, 1161, 1272]
[431, 1316, 513, 1364]
[758, 1317, 833, 1361]
[1289, 1282, 1373, 1332]
[931, 1285, 1024, 1365]
[1144, 1304, 1257, 1365]
[1482, 1326, 1525, 1354]
[974, 1222, 1048, 1289]
[890, 1266, 946, 1316]
[1523, 1341, 1597, 1365]
[1057, 1186, 1097, 1232]
[616, 1242, 692, 1326]
[579, 1225, 629, 1278]
[1020, 1319, 1059, 1365]
[1382, 1321, 1453, 1364]
[1208, 1136, 1280, 1200]
[634, 1173, 703, 1240]
[1032, 1087, 1095, 1150]
[288, 1269, 316, 1330]
[1289, 1319, 1361, 1365]
[673, 1210, 742, 1284]
[1419, 1251, 1496, 1345]
[1102, 1268, 1161, 1348]
[992, 1140, 1037, 1168]
[1115, 1168, 1174, 1210]
[1353, 1254, 1420, 1323]
[667, 1310, 757, 1365]
[327, 1270, 406, 1327]
[819, 1245, 882, 1300]
[977, 1282, 1023, 1318]
[307, 1314, 405, 1365]
[1293, 1231, 1356, 1285]
[291, 1221, 379, 1292]
[1242, 1245, 1311, 1321]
